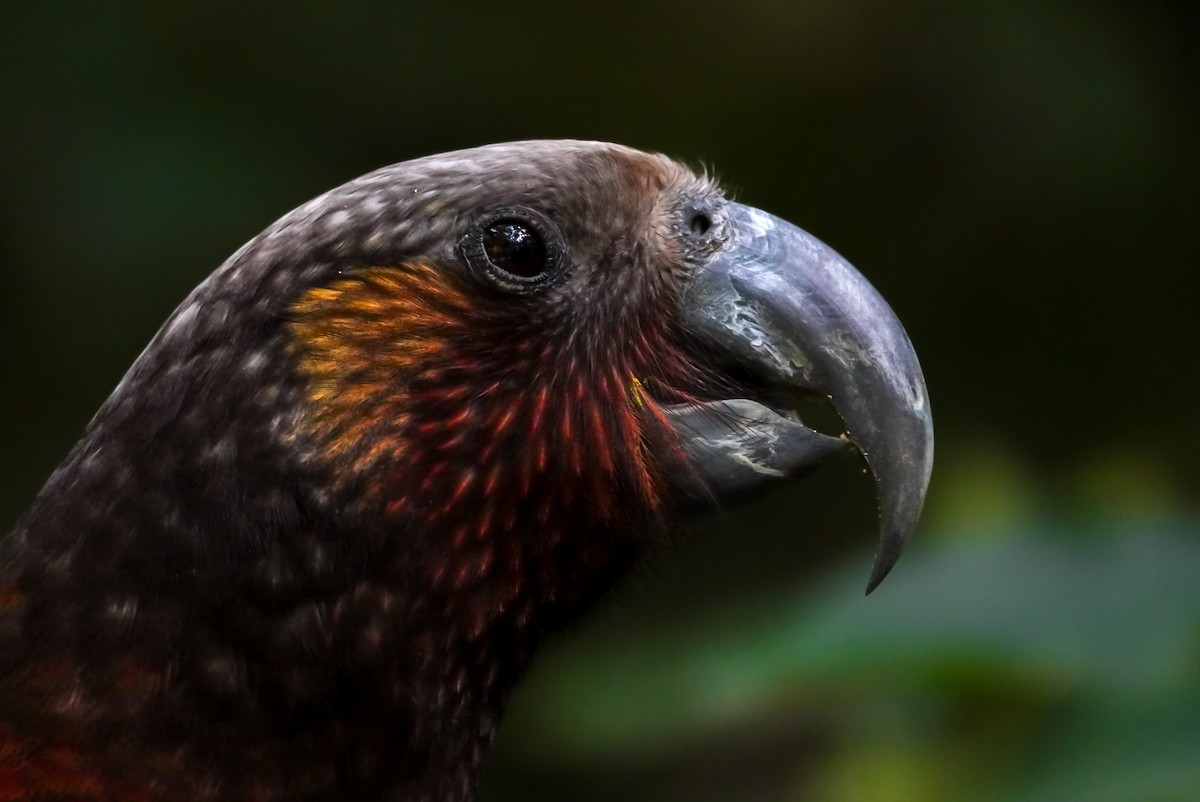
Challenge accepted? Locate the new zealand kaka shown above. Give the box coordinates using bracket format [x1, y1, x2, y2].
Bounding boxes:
[0, 141, 933, 801]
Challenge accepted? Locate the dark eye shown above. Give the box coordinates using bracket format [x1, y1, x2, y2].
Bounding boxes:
[483, 220, 546, 278]
[460, 207, 567, 293]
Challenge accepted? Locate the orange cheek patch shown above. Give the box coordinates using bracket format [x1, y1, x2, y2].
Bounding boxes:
[287, 265, 470, 477]
[287, 261, 685, 546]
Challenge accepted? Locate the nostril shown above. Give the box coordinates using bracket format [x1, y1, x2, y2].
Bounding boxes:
[689, 212, 713, 237]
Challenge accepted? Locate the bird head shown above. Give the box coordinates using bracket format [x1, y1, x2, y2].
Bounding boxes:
[3, 141, 932, 800]
[278, 142, 930, 597]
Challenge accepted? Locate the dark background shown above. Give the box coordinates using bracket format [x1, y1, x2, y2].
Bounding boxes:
[1, 2, 1197, 800]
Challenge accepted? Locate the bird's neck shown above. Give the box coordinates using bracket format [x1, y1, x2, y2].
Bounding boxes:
[0, 417, 643, 801]
[0, 284, 674, 799]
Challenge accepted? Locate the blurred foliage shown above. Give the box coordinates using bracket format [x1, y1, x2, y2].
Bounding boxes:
[486, 521, 1200, 801]
[0, 1, 1196, 800]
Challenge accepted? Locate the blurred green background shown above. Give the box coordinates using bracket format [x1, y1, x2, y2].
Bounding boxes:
[1, 2, 1197, 800]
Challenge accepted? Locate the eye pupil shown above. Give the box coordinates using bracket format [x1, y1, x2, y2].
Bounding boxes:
[483, 220, 546, 278]
[463, 209, 564, 292]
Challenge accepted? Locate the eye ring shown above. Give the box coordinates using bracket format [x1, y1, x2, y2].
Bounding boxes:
[460, 207, 567, 294]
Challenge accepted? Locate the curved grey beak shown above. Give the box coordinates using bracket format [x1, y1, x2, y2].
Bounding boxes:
[665, 203, 934, 593]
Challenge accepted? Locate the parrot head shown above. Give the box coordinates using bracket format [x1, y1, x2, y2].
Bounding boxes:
[1, 141, 932, 800]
